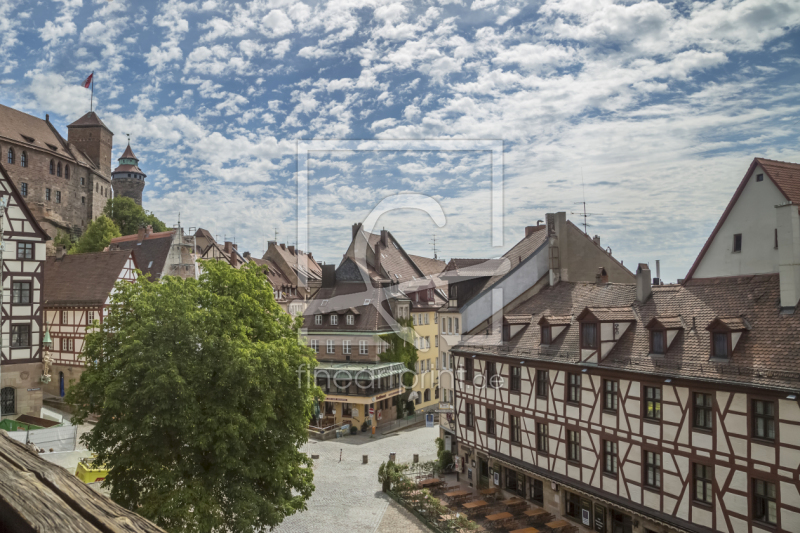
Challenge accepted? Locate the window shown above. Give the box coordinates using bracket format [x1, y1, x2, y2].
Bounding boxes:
[752, 400, 775, 440]
[567, 373, 581, 403]
[510, 366, 521, 391]
[11, 281, 31, 304]
[733, 233, 742, 253]
[454, 318, 459, 333]
[359, 340, 368, 355]
[65, 165, 70, 179]
[581, 322, 597, 349]
[604, 440, 617, 474]
[604, 380, 618, 411]
[486, 409, 495, 435]
[61, 338, 74, 352]
[7, 148, 14, 165]
[46, 188, 51, 201]
[314, 315, 322, 325]
[651, 329, 665, 354]
[343, 340, 351, 354]
[326, 340, 334, 353]
[57, 162, 62, 177]
[50, 159, 55, 174]
[346, 314, 354, 325]
[82, 196, 85, 204]
[434, 313, 438, 324]
[62, 310, 69, 324]
[756, 173, 764, 182]
[21, 182, 27, 197]
[464, 358, 473, 381]
[11, 325, 30, 347]
[81, 177, 85, 186]
[435, 334, 438, 347]
[505, 467, 524, 495]
[644, 386, 661, 420]
[712, 332, 729, 358]
[536, 370, 548, 398]
[17, 242, 33, 260]
[330, 314, 338, 325]
[310, 340, 319, 353]
[510, 415, 521, 443]
[694, 393, 713, 430]
[565, 492, 591, 522]
[753, 479, 777, 525]
[567, 429, 580, 462]
[0, 387, 15, 415]
[694, 463, 713, 504]
[486, 362, 497, 388]
[20, 152, 27, 167]
[464, 402, 474, 427]
[530, 478, 544, 506]
[56, 190, 61, 203]
[536, 423, 548, 453]
[541, 326, 551, 344]
[87, 311, 95, 323]
[645, 451, 661, 489]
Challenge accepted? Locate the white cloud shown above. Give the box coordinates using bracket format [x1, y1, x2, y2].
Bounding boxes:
[273, 39, 292, 59]
[261, 10, 294, 37]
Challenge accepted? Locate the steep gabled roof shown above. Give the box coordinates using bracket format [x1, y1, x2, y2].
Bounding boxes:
[44, 250, 135, 306]
[0, 104, 72, 158]
[408, 254, 446, 276]
[685, 158, 800, 281]
[108, 231, 174, 280]
[67, 111, 112, 132]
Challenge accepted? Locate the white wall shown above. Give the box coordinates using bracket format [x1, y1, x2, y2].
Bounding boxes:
[693, 165, 786, 278]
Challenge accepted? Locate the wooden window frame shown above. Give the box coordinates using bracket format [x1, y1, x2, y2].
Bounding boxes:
[509, 414, 521, 443]
[751, 399, 776, 441]
[509, 365, 521, 392]
[536, 370, 548, 399]
[536, 422, 548, 454]
[359, 340, 368, 355]
[752, 478, 778, 526]
[711, 330, 731, 359]
[643, 449, 661, 490]
[16, 242, 34, 261]
[10, 324, 30, 348]
[603, 440, 617, 475]
[329, 314, 338, 325]
[11, 281, 31, 305]
[541, 325, 551, 344]
[580, 321, 598, 349]
[567, 428, 581, 463]
[486, 361, 498, 389]
[567, 373, 581, 404]
[643, 385, 662, 421]
[650, 328, 666, 354]
[464, 358, 473, 381]
[603, 379, 618, 412]
[733, 233, 742, 253]
[486, 408, 495, 435]
[693, 392, 713, 431]
[346, 314, 354, 325]
[464, 402, 474, 427]
[693, 463, 713, 505]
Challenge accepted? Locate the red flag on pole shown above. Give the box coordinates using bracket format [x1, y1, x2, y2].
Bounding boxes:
[81, 73, 93, 88]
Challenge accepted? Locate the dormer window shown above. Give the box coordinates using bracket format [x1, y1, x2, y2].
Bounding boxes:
[645, 317, 682, 356]
[706, 317, 747, 360]
[314, 315, 322, 325]
[581, 322, 597, 349]
[541, 326, 551, 344]
[330, 314, 338, 325]
[651, 330, 665, 354]
[346, 314, 354, 325]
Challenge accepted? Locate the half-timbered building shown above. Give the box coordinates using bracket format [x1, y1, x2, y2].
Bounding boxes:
[453, 262, 800, 533]
[42, 248, 137, 398]
[0, 162, 49, 419]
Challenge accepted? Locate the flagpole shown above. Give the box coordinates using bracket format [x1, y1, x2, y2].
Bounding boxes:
[90, 71, 94, 113]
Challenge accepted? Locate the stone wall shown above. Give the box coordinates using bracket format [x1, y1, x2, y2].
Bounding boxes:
[0, 362, 44, 418]
[111, 176, 144, 206]
[41, 364, 85, 399]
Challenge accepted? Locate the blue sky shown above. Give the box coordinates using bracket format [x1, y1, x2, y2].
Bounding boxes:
[1, 0, 799, 281]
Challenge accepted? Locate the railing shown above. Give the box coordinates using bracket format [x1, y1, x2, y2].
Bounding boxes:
[380, 410, 438, 435]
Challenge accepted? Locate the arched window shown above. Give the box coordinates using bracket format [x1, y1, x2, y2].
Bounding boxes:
[65, 165, 70, 179]
[0, 387, 14, 415]
[50, 160, 55, 175]
[7, 148, 14, 165]
[424, 389, 431, 402]
[57, 162, 62, 177]
[20, 152, 27, 167]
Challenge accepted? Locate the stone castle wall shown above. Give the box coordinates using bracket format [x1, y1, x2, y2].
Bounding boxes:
[112, 177, 144, 206]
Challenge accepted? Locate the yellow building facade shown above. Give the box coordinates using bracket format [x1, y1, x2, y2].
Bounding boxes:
[410, 304, 440, 412]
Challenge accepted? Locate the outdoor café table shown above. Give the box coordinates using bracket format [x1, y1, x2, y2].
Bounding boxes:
[419, 478, 444, 488]
[546, 519, 572, 530]
[524, 508, 549, 519]
[486, 511, 514, 523]
[445, 490, 471, 498]
[480, 488, 500, 496]
[510, 528, 540, 533]
[463, 500, 488, 511]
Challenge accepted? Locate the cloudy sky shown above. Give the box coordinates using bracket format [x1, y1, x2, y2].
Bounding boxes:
[1, 0, 799, 281]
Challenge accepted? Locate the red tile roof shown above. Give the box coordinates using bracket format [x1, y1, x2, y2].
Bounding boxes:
[67, 111, 111, 132]
[44, 250, 134, 306]
[108, 231, 174, 280]
[120, 144, 137, 160]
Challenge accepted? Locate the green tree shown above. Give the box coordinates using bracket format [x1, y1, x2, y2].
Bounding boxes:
[53, 230, 75, 253]
[71, 216, 121, 254]
[67, 260, 319, 532]
[379, 318, 418, 417]
[103, 196, 168, 236]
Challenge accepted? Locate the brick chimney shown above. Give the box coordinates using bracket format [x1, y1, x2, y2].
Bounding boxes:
[243, 251, 252, 261]
[137, 227, 146, 243]
[380, 229, 389, 247]
[776, 203, 800, 309]
[636, 263, 652, 303]
[224, 241, 233, 254]
[56, 246, 66, 260]
[593, 235, 601, 246]
[596, 267, 608, 285]
[288, 245, 295, 254]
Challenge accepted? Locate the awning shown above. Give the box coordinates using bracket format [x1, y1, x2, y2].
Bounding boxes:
[314, 362, 407, 380]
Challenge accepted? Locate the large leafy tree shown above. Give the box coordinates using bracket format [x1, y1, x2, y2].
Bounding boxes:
[103, 196, 168, 235]
[72, 215, 121, 254]
[379, 317, 418, 417]
[67, 260, 318, 532]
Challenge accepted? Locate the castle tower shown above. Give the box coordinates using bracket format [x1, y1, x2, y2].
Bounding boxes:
[111, 142, 146, 205]
[66, 112, 113, 176]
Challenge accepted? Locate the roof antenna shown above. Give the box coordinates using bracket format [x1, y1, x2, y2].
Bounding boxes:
[430, 234, 439, 260]
[274, 227, 279, 241]
[571, 168, 602, 234]
[125, 133, 131, 146]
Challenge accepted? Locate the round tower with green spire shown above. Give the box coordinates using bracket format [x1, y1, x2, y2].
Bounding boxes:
[111, 140, 146, 206]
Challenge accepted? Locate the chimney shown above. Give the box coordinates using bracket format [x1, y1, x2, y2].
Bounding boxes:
[243, 251, 252, 261]
[380, 229, 389, 246]
[233, 243, 238, 251]
[288, 245, 295, 254]
[525, 225, 545, 237]
[598, 267, 608, 284]
[224, 241, 233, 254]
[653, 259, 661, 286]
[280, 243, 286, 250]
[322, 264, 336, 288]
[352, 223, 363, 240]
[776, 203, 800, 309]
[267, 240, 277, 248]
[593, 235, 601, 246]
[56, 246, 65, 260]
[137, 226, 146, 243]
[636, 263, 652, 303]
[375, 241, 383, 274]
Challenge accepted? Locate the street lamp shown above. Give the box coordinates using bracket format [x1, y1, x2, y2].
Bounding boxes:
[41, 328, 52, 384]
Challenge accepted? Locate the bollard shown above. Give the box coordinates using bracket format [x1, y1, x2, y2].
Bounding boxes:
[389, 452, 396, 462]
[413, 454, 419, 463]
[363, 455, 368, 464]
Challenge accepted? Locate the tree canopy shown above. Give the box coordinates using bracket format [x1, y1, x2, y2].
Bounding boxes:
[71, 215, 121, 254]
[103, 196, 168, 236]
[67, 260, 319, 532]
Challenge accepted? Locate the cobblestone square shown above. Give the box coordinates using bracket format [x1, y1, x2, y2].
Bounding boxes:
[273, 425, 439, 533]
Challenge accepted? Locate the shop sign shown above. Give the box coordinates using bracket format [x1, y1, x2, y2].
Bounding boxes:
[594, 504, 606, 533]
[582, 508, 591, 526]
[426, 413, 435, 427]
[27, 388, 41, 392]
[493, 472, 500, 486]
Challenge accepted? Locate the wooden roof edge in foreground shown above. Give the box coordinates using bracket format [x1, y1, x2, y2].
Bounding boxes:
[0, 430, 166, 533]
